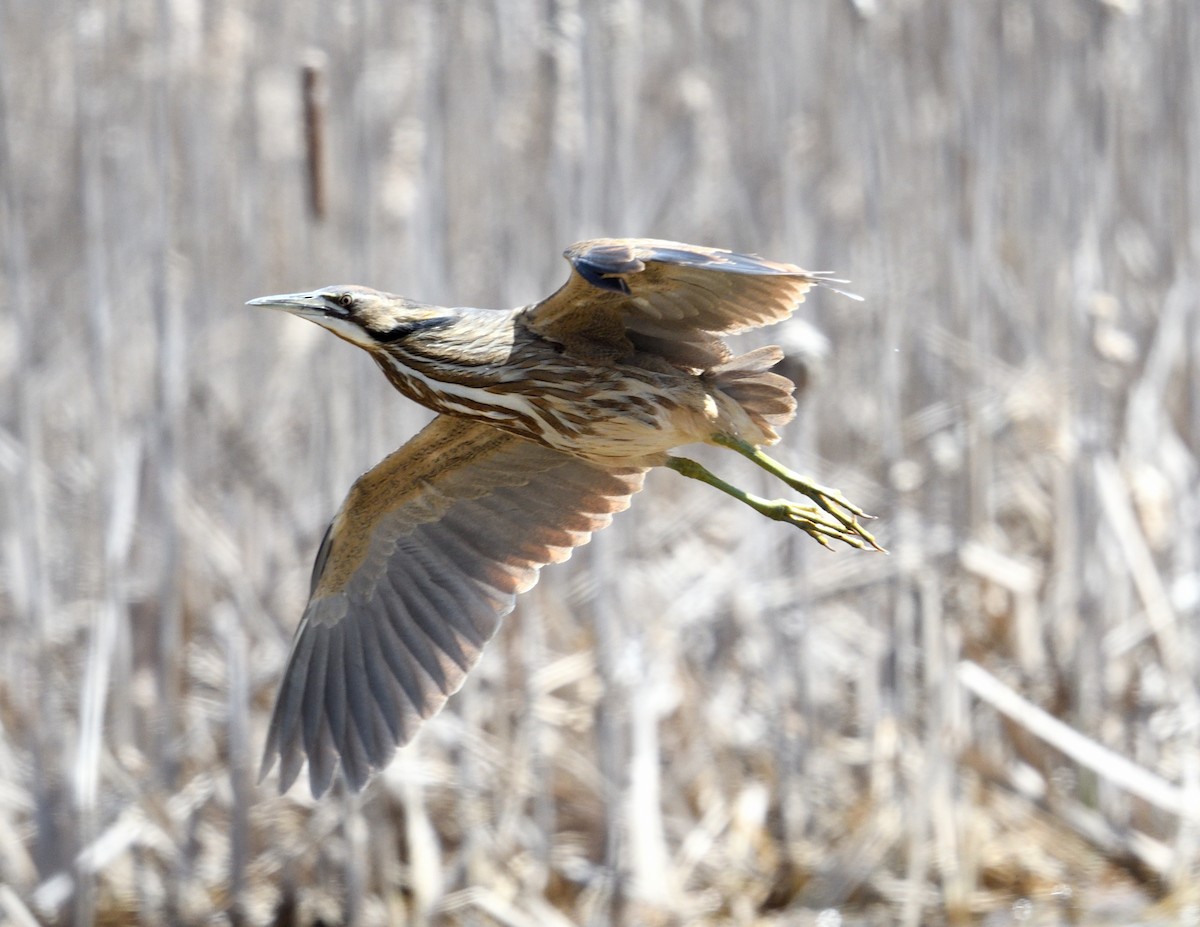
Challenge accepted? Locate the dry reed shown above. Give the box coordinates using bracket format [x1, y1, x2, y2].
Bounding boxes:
[1, 1, 1198, 924]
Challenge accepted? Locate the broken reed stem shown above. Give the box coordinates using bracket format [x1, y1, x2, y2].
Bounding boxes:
[957, 660, 1198, 824]
[302, 54, 327, 221]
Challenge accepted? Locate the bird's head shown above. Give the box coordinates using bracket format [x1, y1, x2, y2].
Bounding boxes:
[247, 285, 450, 349]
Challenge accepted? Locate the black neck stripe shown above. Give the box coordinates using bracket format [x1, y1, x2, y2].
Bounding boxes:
[372, 316, 453, 343]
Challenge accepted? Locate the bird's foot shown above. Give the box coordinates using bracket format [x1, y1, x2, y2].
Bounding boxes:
[713, 433, 884, 551]
[665, 454, 884, 552]
[750, 495, 881, 550]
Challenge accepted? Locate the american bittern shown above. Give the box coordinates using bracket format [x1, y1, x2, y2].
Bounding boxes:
[249, 238, 879, 796]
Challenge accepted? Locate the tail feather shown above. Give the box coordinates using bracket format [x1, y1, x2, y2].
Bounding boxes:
[706, 345, 797, 444]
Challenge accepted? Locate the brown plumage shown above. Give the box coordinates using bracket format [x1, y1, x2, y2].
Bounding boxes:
[248, 238, 878, 796]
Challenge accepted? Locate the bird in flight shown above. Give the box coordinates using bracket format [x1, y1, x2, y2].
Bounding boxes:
[249, 238, 880, 796]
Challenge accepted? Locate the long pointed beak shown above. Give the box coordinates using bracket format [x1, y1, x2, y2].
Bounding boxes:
[247, 288, 375, 348]
[246, 291, 328, 317]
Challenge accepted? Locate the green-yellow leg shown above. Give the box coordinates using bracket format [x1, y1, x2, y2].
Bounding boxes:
[665, 453, 882, 552]
[712, 433, 882, 551]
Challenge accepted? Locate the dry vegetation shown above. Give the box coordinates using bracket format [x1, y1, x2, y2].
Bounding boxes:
[1, 1, 1199, 924]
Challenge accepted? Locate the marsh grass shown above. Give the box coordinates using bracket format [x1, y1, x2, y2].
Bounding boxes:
[1, 1, 1198, 924]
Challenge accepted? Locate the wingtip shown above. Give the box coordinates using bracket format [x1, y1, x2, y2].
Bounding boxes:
[811, 274, 864, 302]
[307, 743, 339, 798]
[259, 739, 304, 795]
[257, 724, 281, 788]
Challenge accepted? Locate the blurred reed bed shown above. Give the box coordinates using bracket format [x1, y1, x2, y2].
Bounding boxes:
[0, 1, 1198, 924]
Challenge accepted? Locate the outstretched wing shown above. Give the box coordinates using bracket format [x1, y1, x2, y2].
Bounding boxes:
[523, 238, 856, 368]
[262, 414, 646, 796]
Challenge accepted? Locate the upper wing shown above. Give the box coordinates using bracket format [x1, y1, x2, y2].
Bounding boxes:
[262, 414, 646, 796]
[523, 238, 855, 368]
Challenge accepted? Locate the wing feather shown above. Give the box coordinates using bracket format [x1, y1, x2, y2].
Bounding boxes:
[339, 617, 384, 777]
[368, 607, 427, 734]
[262, 414, 646, 795]
[396, 536, 495, 644]
[274, 630, 315, 788]
[300, 635, 333, 795]
[384, 569, 476, 673]
[377, 572, 457, 690]
[341, 620, 369, 746]
[523, 238, 851, 368]
[356, 619, 407, 745]
[322, 630, 356, 784]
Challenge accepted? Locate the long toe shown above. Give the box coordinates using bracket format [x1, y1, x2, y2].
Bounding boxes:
[768, 500, 881, 551]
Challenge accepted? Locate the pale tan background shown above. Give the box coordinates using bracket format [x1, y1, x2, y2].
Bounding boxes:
[2, 1, 1198, 924]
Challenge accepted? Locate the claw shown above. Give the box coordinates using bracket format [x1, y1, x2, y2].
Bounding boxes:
[665, 455, 885, 552]
[762, 499, 882, 551]
[709, 434, 885, 552]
